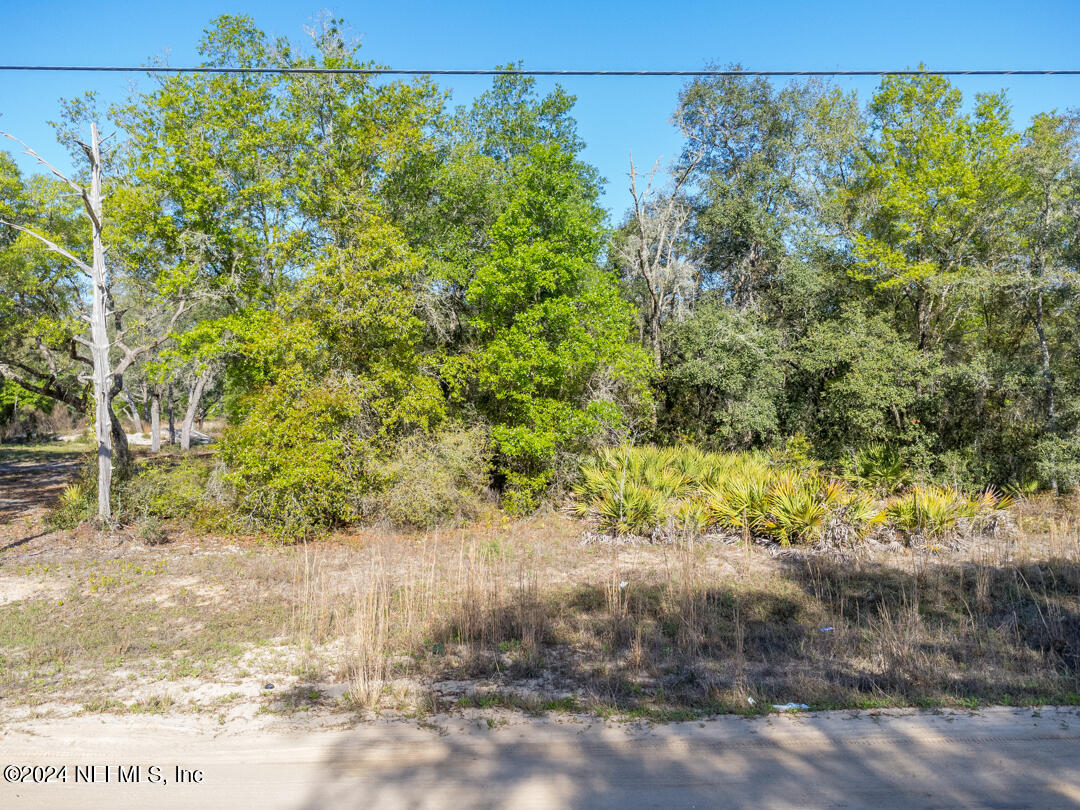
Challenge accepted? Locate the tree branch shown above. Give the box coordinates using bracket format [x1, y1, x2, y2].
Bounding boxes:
[0, 219, 92, 274]
[0, 131, 86, 197]
[112, 297, 188, 378]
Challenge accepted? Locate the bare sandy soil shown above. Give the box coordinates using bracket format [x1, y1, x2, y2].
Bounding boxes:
[2, 706, 1079, 809]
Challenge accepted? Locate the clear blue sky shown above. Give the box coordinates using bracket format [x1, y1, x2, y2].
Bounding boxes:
[1, 0, 1078, 219]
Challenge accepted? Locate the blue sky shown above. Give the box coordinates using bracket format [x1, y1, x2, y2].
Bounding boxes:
[1, 0, 1078, 219]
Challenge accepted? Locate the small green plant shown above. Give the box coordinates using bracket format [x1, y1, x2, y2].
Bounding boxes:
[884, 485, 1012, 538]
[135, 516, 169, 546]
[46, 477, 94, 530]
[846, 444, 911, 494]
[1002, 480, 1039, 499]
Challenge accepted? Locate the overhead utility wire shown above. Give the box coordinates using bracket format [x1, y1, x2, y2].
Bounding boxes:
[0, 66, 1078, 77]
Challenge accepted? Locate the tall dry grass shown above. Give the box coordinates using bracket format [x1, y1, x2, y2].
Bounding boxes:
[290, 502, 1080, 714]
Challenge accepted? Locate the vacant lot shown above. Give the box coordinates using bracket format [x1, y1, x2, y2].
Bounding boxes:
[1, 443, 1078, 727]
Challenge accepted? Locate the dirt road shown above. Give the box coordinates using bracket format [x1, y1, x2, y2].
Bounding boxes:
[2, 707, 1078, 809]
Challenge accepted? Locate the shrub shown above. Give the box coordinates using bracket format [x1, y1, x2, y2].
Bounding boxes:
[574, 444, 881, 544]
[572, 444, 1017, 545]
[218, 374, 381, 538]
[135, 516, 169, 545]
[364, 425, 493, 529]
[118, 457, 215, 523]
[845, 444, 911, 494]
[883, 485, 1012, 538]
[47, 478, 95, 530]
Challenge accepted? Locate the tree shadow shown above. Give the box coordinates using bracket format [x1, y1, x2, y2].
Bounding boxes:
[400, 552, 1080, 715]
[294, 705, 1080, 808]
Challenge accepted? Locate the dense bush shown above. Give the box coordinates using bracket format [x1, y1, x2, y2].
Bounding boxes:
[217, 375, 382, 537]
[118, 456, 220, 524]
[363, 425, 493, 529]
[660, 301, 784, 449]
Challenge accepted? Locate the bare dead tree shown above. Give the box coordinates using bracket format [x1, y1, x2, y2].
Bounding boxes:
[621, 152, 702, 368]
[1, 125, 186, 522]
[0, 125, 116, 519]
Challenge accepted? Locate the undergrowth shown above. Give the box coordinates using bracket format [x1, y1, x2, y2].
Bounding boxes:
[572, 445, 1013, 543]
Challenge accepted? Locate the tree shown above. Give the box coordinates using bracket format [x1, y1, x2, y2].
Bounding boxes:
[616, 153, 700, 368]
[1015, 112, 1080, 491]
[849, 73, 1021, 350]
[454, 144, 651, 510]
[673, 71, 853, 313]
[1, 123, 189, 521]
[0, 153, 89, 417]
[660, 296, 783, 449]
[1, 125, 118, 519]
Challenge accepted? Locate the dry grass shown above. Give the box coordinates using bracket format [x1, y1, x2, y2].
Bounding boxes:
[2, 498, 1079, 720]
[277, 502, 1080, 717]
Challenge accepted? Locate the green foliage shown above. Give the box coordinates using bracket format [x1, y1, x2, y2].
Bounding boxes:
[364, 425, 493, 529]
[46, 479, 95, 531]
[850, 72, 1021, 347]
[135, 516, 169, 546]
[118, 457, 216, 523]
[661, 300, 783, 449]
[884, 485, 1012, 538]
[844, 444, 911, 495]
[1033, 434, 1080, 493]
[573, 444, 1015, 545]
[574, 445, 882, 544]
[218, 374, 380, 538]
[12, 19, 1080, 533]
[797, 307, 934, 455]
[459, 144, 652, 512]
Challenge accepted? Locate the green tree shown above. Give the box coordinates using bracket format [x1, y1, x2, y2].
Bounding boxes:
[454, 144, 650, 511]
[660, 297, 783, 449]
[849, 72, 1021, 349]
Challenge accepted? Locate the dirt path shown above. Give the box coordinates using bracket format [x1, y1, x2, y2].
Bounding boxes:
[2, 707, 1078, 809]
[0, 456, 80, 556]
[0, 457, 79, 522]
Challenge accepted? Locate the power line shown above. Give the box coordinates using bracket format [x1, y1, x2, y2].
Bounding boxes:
[0, 66, 1078, 77]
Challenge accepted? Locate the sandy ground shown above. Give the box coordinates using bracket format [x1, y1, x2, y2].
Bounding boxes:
[1, 707, 1079, 809]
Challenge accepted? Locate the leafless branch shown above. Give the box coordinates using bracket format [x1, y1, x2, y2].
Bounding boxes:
[0, 218, 92, 274]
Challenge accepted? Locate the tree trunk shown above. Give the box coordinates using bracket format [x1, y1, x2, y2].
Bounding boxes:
[141, 380, 151, 425]
[150, 392, 161, 454]
[87, 124, 113, 523]
[649, 312, 662, 369]
[123, 387, 144, 435]
[167, 383, 176, 445]
[1036, 287, 1058, 494]
[108, 395, 131, 473]
[180, 369, 211, 451]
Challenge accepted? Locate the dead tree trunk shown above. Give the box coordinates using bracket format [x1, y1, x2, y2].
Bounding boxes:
[1, 125, 186, 521]
[624, 153, 700, 370]
[180, 368, 212, 451]
[84, 125, 113, 521]
[150, 390, 161, 454]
